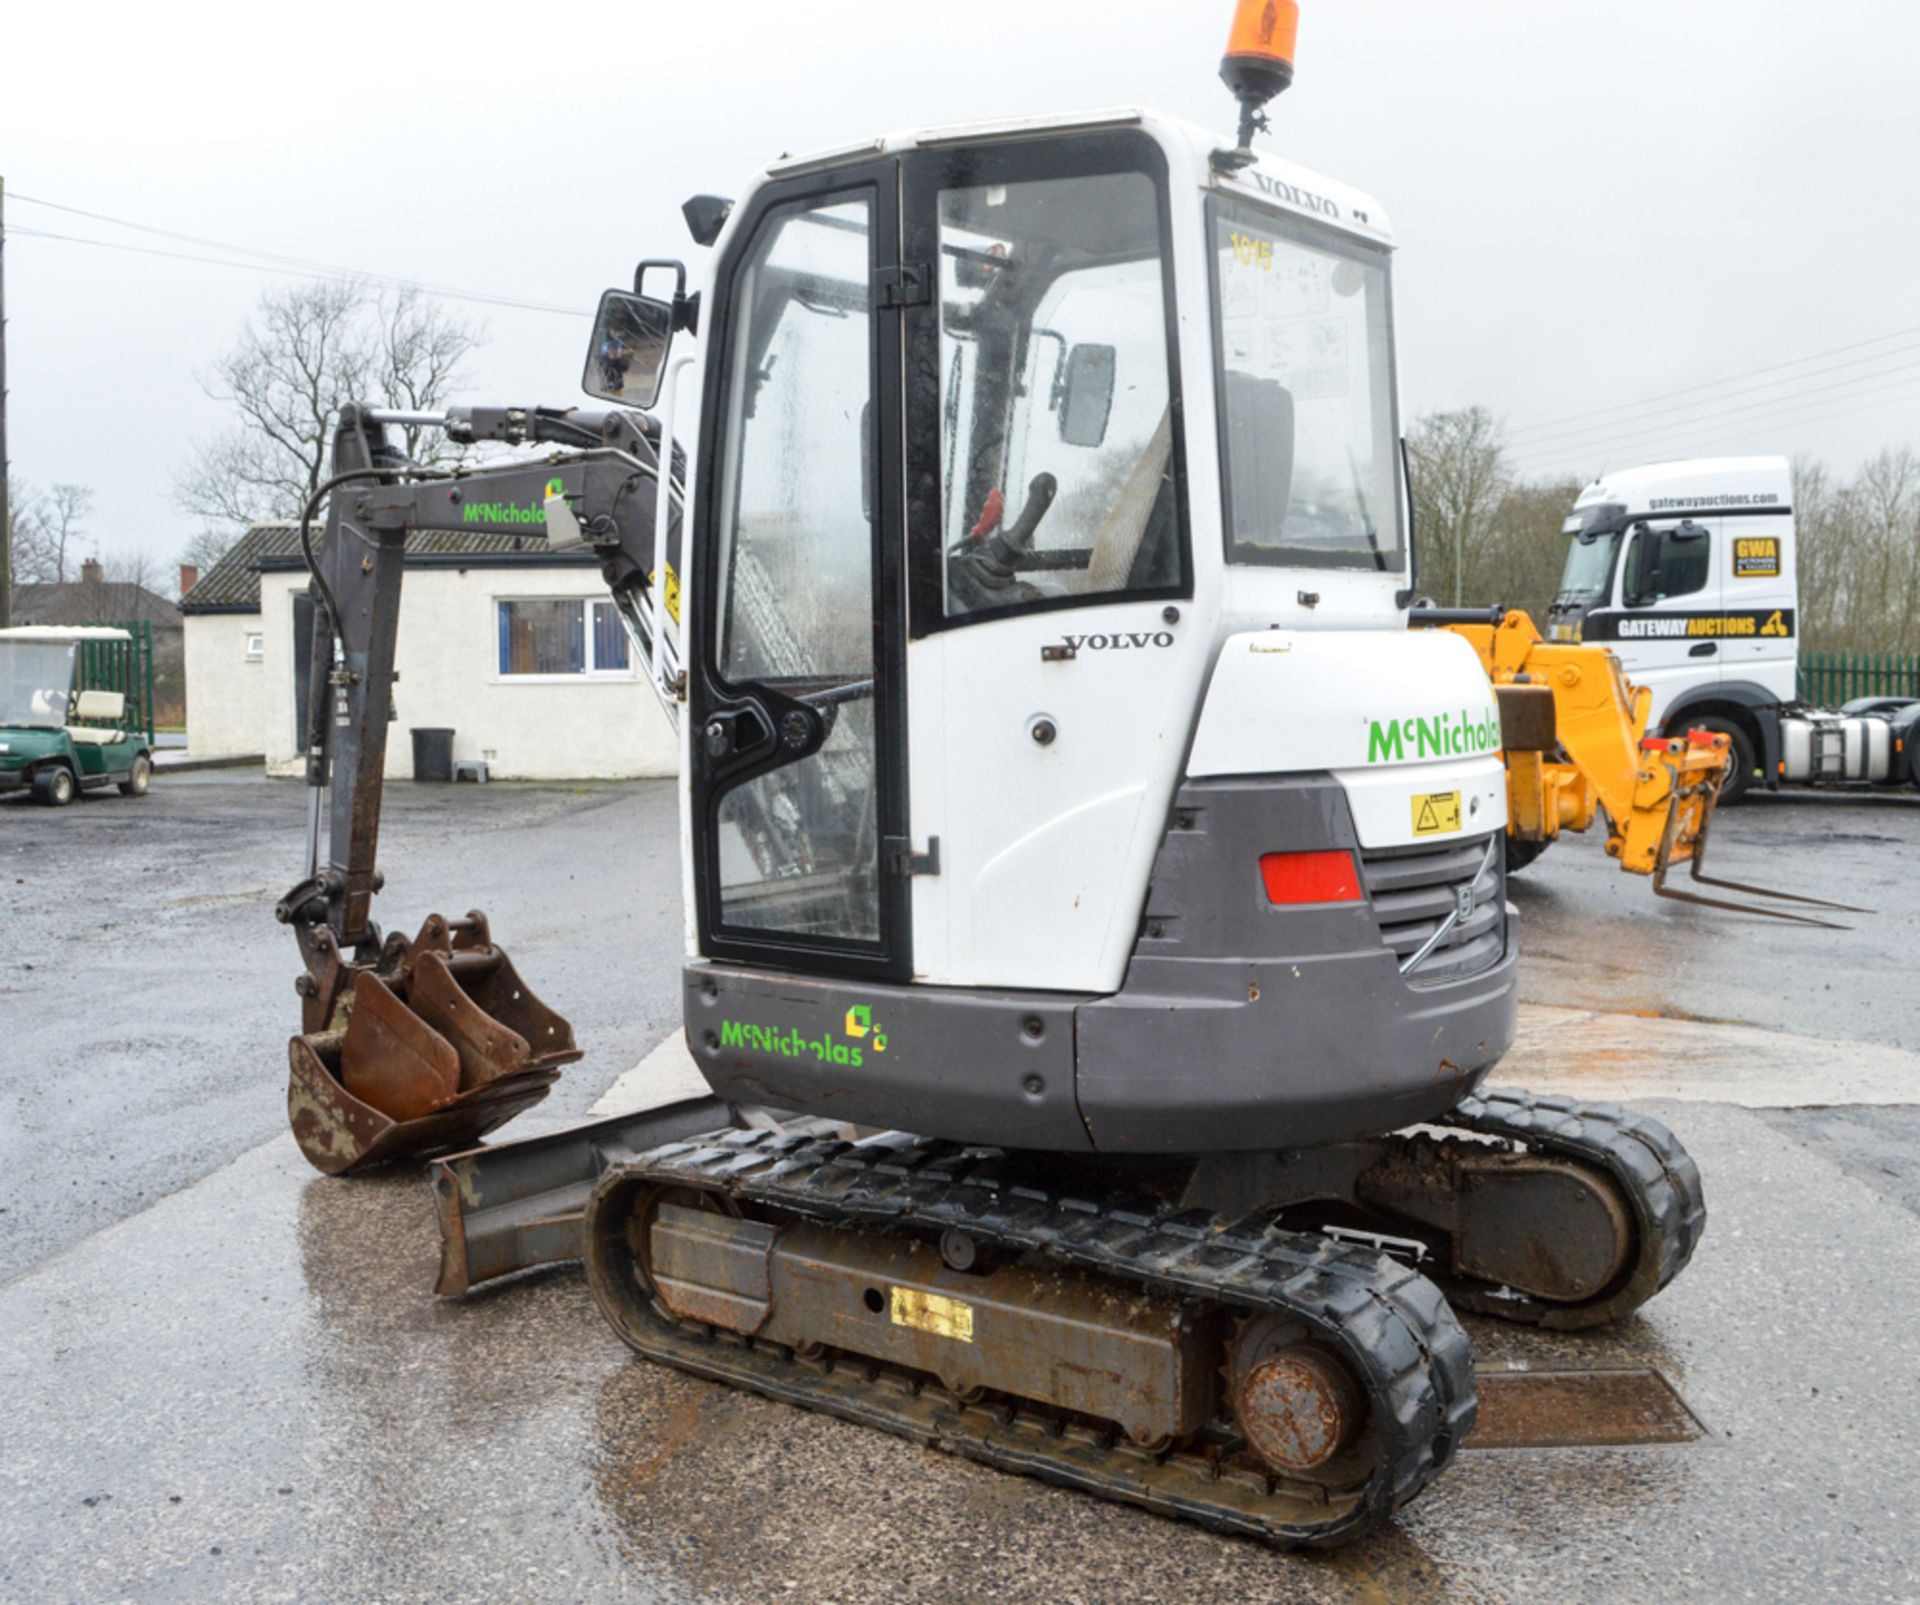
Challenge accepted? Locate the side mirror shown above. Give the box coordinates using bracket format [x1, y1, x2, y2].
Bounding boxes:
[1671, 518, 1708, 541]
[583, 290, 674, 409]
[1058, 343, 1116, 448]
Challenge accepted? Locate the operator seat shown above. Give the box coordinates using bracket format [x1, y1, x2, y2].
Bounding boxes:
[1116, 373, 1296, 589]
[1222, 372, 1295, 548]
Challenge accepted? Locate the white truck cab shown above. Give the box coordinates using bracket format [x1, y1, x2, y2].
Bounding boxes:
[1545, 457, 1920, 797]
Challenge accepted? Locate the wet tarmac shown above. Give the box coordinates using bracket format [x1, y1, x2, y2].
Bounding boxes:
[0, 773, 686, 1287]
[2, 1099, 1917, 1603]
[4, 776, 1919, 1600]
[1507, 787, 1920, 1050]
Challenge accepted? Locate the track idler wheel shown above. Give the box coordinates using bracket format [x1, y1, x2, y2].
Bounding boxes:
[1229, 1316, 1370, 1483]
[287, 911, 579, 1176]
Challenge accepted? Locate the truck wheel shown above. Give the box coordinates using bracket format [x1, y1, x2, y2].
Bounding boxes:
[118, 755, 152, 797]
[33, 765, 77, 807]
[1505, 835, 1551, 875]
[1685, 716, 1756, 805]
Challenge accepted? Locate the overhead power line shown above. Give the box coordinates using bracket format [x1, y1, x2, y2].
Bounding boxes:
[1505, 320, 1920, 441]
[7, 193, 587, 319]
[1506, 356, 1920, 471]
[1507, 375, 1920, 477]
[1554, 387, 1920, 476]
[1506, 339, 1920, 453]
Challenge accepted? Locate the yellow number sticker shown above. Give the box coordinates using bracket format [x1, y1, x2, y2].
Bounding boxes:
[890, 1287, 974, 1343]
[1412, 791, 1462, 836]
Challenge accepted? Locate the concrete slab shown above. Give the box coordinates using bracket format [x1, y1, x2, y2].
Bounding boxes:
[2, 1103, 1916, 1603]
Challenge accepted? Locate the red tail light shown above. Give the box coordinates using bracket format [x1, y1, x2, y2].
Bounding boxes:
[1260, 849, 1362, 905]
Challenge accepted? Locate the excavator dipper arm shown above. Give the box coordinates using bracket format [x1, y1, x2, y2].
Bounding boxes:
[275, 401, 682, 1174]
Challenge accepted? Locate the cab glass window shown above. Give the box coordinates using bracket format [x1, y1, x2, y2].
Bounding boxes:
[1626, 524, 1711, 605]
[1210, 199, 1401, 570]
[935, 169, 1183, 621]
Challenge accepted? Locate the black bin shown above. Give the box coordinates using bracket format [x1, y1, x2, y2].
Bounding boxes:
[411, 727, 456, 783]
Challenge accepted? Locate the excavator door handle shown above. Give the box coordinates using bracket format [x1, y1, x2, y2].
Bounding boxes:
[703, 704, 776, 763]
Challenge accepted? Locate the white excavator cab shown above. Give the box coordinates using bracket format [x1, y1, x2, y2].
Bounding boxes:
[659, 111, 1512, 1155]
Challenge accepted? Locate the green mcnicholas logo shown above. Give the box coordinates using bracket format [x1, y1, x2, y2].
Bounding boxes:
[720, 1004, 888, 1068]
[463, 500, 546, 525]
[1366, 708, 1502, 764]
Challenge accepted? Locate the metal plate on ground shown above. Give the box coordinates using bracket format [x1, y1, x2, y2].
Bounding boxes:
[1468, 1368, 1707, 1449]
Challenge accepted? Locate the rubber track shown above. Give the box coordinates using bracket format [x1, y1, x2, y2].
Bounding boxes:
[1436, 1088, 1709, 1330]
[590, 1129, 1477, 1549]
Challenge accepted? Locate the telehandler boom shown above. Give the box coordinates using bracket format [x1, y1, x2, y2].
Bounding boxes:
[281, 2, 1706, 1547]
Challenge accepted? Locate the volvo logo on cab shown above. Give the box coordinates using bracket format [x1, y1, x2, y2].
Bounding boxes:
[1057, 630, 1177, 655]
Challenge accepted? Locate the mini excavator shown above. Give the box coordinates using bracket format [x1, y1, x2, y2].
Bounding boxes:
[280, 2, 1706, 1547]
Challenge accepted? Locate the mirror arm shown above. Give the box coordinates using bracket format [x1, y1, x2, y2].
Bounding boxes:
[634, 260, 699, 334]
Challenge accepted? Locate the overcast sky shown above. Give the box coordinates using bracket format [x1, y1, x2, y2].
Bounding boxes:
[5, 0, 1918, 574]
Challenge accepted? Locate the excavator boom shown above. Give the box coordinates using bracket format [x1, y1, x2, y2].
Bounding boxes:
[276, 401, 682, 1173]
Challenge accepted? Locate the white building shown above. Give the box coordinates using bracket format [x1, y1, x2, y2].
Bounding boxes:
[180, 523, 678, 779]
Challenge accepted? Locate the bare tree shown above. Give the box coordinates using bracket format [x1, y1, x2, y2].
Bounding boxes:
[178, 527, 239, 575]
[173, 281, 485, 532]
[1406, 407, 1511, 606]
[1480, 475, 1586, 622]
[7, 480, 94, 584]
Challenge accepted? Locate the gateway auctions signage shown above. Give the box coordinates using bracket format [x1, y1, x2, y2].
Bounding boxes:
[1585, 608, 1795, 642]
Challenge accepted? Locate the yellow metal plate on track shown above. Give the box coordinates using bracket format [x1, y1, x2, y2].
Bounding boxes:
[890, 1287, 974, 1342]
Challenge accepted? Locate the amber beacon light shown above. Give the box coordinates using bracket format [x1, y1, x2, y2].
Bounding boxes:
[1220, 0, 1299, 157]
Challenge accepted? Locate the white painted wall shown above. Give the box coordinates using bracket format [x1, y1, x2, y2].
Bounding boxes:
[183, 612, 269, 759]
[256, 565, 679, 780]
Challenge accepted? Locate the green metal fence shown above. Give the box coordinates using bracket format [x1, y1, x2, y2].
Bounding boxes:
[1798, 650, 1920, 708]
[73, 622, 157, 744]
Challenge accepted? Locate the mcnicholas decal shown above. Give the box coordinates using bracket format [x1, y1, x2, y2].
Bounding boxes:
[1366, 708, 1502, 765]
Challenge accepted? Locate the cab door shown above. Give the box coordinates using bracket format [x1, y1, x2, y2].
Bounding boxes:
[687, 163, 912, 981]
[1603, 517, 1722, 724]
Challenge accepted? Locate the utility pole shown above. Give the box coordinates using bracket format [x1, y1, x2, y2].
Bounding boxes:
[0, 174, 12, 628]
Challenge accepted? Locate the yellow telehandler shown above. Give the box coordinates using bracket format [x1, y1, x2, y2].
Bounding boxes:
[1417, 606, 1857, 926]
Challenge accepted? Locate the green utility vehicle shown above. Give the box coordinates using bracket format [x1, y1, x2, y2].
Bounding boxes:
[0, 626, 156, 806]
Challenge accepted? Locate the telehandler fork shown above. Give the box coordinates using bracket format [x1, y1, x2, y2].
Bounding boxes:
[1418, 607, 1863, 927]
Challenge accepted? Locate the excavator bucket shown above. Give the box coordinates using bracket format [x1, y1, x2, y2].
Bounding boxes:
[286, 911, 582, 1176]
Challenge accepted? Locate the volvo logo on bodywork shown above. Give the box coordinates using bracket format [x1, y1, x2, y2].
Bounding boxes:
[1050, 630, 1176, 659]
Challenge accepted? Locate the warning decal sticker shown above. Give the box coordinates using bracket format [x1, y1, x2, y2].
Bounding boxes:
[1412, 791, 1463, 836]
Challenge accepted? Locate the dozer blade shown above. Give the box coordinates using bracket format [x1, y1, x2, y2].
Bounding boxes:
[286, 909, 576, 1175]
[430, 1096, 739, 1295]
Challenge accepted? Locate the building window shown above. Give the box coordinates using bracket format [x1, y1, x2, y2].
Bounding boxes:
[245, 632, 265, 660]
[497, 599, 631, 677]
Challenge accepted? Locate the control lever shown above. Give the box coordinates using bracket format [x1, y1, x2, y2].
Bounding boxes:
[955, 473, 1059, 591]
